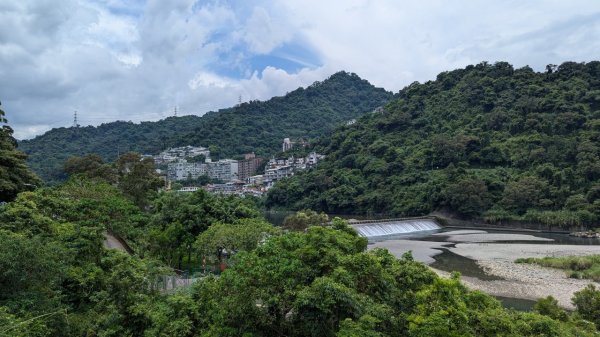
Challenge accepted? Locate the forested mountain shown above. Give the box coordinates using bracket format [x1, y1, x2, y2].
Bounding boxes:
[267, 61, 600, 227]
[3, 87, 600, 335]
[18, 71, 392, 183]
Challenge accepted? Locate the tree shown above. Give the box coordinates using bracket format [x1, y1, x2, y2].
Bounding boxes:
[573, 284, 600, 328]
[283, 209, 329, 231]
[442, 177, 491, 216]
[115, 152, 162, 208]
[0, 229, 65, 303]
[534, 296, 568, 321]
[0, 102, 40, 202]
[195, 218, 280, 266]
[63, 154, 116, 182]
[149, 190, 263, 269]
[500, 176, 547, 215]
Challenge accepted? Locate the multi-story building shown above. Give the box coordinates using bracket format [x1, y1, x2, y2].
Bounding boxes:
[166, 158, 241, 183]
[246, 174, 264, 186]
[307, 152, 324, 167]
[205, 182, 243, 194]
[167, 160, 207, 181]
[262, 151, 325, 189]
[154, 146, 210, 164]
[238, 152, 263, 181]
[178, 186, 200, 193]
[264, 165, 295, 188]
[282, 138, 293, 152]
[206, 159, 239, 182]
[281, 138, 308, 152]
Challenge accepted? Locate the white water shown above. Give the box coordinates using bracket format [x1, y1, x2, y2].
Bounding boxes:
[353, 219, 440, 238]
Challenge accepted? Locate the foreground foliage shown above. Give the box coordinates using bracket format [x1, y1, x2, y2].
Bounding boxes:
[1, 180, 598, 336]
[267, 61, 600, 227]
[165, 221, 598, 337]
[1, 148, 600, 337]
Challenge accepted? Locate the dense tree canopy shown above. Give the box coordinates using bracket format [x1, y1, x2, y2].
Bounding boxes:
[282, 209, 330, 231]
[267, 61, 600, 227]
[182, 220, 598, 336]
[0, 176, 599, 336]
[0, 102, 40, 202]
[6, 62, 600, 335]
[19, 72, 393, 183]
[147, 189, 263, 269]
[63, 152, 163, 209]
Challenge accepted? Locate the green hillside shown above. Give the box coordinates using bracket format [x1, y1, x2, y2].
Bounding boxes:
[267, 61, 600, 227]
[19, 71, 393, 182]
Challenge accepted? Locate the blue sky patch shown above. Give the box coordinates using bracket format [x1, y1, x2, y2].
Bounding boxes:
[208, 39, 322, 79]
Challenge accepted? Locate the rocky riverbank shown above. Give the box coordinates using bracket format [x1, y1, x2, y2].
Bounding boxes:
[438, 243, 600, 309]
[370, 229, 600, 309]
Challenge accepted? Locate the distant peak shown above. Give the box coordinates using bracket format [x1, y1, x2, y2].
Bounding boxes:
[328, 70, 360, 80]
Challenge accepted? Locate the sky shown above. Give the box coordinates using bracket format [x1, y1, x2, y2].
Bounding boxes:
[2, 0, 600, 140]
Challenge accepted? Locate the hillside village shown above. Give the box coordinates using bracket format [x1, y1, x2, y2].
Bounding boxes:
[146, 139, 324, 196]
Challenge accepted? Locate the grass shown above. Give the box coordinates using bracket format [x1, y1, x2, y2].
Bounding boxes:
[515, 255, 600, 281]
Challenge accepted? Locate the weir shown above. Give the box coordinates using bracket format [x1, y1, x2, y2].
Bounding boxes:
[352, 218, 441, 238]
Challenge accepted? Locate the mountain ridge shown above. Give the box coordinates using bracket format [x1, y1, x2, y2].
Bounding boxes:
[266, 61, 600, 227]
[19, 71, 393, 182]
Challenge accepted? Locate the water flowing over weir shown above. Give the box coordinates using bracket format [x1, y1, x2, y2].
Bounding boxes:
[352, 219, 441, 238]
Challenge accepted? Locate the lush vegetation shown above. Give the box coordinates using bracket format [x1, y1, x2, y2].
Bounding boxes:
[2, 110, 598, 335]
[282, 209, 330, 231]
[0, 169, 278, 336]
[2, 182, 599, 336]
[267, 61, 600, 227]
[516, 255, 600, 280]
[572, 284, 600, 329]
[19, 71, 393, 183]
[0, 102, 40, 202]
[0, 146, 599, 335]
[8, 63, 600, 335]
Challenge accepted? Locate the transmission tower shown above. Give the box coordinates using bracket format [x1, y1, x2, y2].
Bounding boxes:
[174, 106, 177, 117]
[73, 110, 79, 127]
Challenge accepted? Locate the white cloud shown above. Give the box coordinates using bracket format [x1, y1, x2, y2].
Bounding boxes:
[278, 0, 600, 90]
[238, 66, 332, 101]
[242, 7, 292, 54]
[188, 72, 233, 89]
[2, 0, 600, 139]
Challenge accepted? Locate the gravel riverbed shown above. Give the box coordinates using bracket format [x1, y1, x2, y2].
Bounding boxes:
[445, 243, 600, 309]
[370, 230, 600, 309]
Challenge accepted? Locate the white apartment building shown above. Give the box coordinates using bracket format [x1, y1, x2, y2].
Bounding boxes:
[154, 146, 210, 164]
[282, 138, 293, 152]
[167, 158, 240, 183]
[167, 160, 207, 181]
[206, 159, 239, 182]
